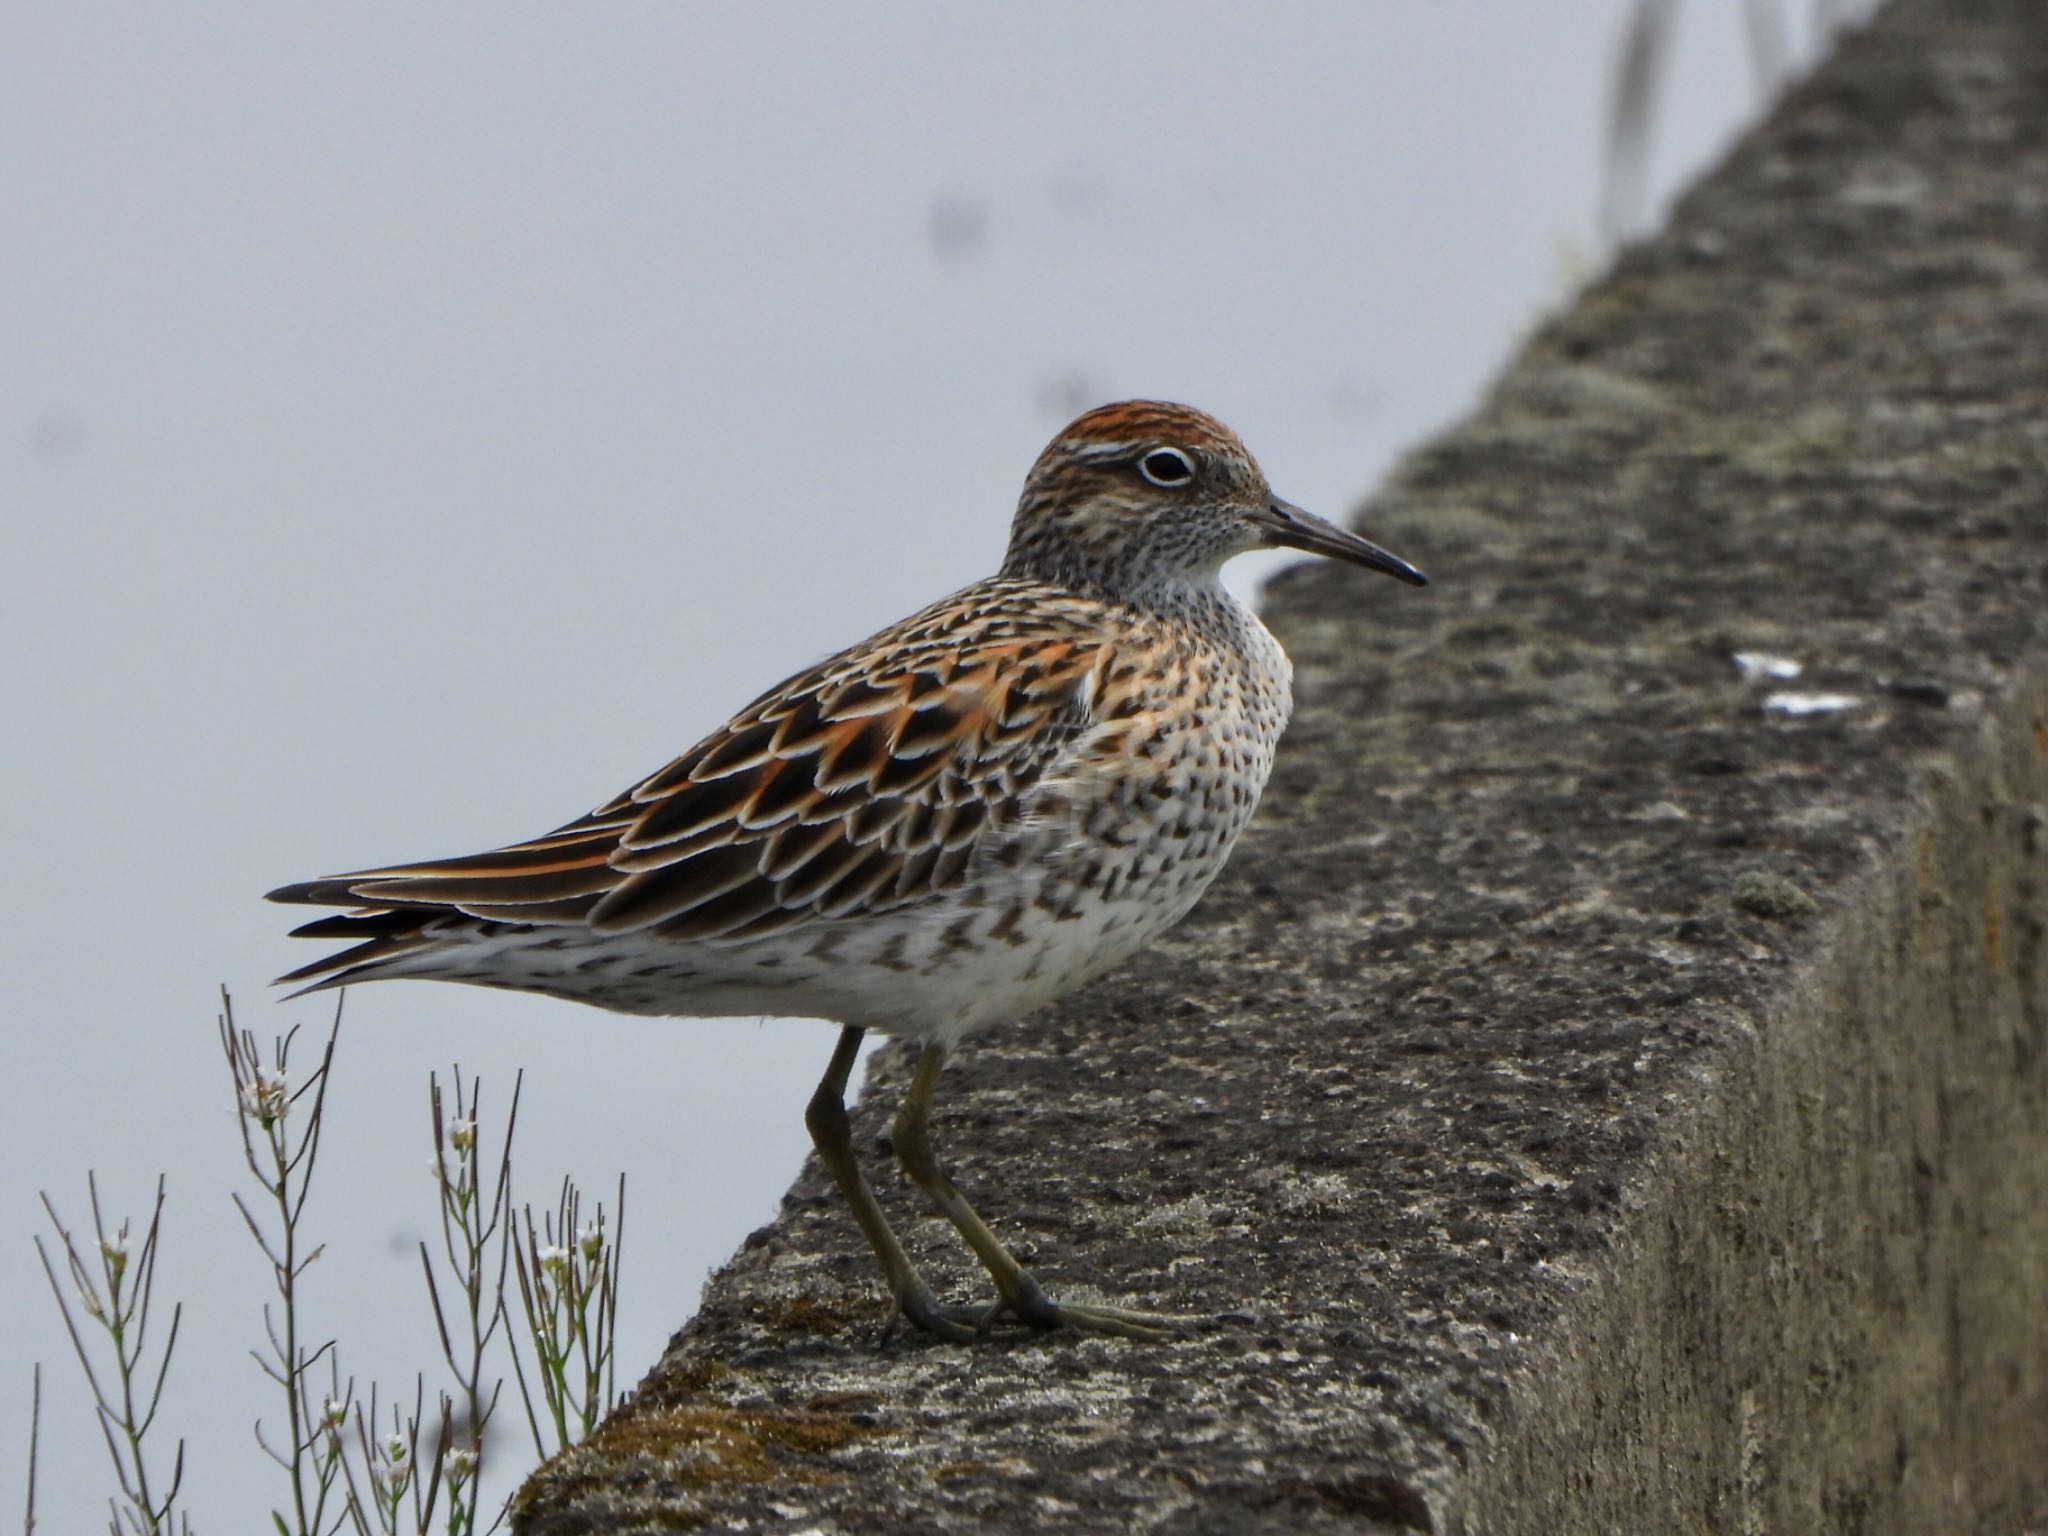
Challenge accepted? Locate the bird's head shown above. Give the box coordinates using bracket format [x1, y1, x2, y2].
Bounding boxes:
[1003, 400, 1427, 597]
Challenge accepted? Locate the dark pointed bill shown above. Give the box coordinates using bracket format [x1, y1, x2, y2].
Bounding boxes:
[1257, 498, 1428, 587]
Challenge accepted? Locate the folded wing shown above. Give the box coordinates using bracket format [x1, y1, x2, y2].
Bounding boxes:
[269, 594, 1109, 985]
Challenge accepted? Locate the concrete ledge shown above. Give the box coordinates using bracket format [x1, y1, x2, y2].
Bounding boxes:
[514, 0, 2048, 1529]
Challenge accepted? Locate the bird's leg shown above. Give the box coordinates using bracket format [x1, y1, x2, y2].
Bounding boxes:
[891, 1043, 1178, 1340]
[803, 1025, 975, 1343]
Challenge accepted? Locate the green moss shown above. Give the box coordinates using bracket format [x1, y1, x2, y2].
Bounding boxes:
[1732, 872, 1820, 921]
[511, 1399, 886, 1528]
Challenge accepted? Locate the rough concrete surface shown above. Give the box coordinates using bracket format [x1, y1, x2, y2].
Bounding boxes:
[514, 1, 2048, 1529]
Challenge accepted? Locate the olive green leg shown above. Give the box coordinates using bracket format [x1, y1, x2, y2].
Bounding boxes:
[804, 1026, 975, 1342]
[891, 1043, 1179, 1339]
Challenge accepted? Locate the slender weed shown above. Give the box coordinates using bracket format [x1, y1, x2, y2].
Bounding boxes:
[35, 991, 626, 1535]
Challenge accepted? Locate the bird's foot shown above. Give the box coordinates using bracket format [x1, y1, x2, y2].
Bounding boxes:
[891, 1273, 1186, 1342]
[891, 1280, 983, 1343]
[978, 1269, 1187, 1340]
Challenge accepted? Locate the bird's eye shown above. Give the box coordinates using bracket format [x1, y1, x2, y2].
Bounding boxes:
[1138, 447, 1195, 487]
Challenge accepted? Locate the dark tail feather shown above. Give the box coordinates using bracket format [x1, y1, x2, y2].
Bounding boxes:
[269, 864, 589, 995]
[287, 911, 414, 941]
[268, 878, 381, 907]
[275, 930, 438, 996]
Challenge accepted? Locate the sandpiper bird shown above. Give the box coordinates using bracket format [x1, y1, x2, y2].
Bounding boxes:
[270, 400, 1425, 1340]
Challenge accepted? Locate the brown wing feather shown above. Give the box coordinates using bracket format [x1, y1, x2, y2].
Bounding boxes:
[267, 581, 1112, 953]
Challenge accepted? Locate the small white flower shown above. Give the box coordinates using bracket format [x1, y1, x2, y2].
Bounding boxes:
[537, 1243, 572, 1280]
[577, 1217, 604, 1263]
[320, 1397, 348, 1432]
[429, 1149, 469, 1190]
[374, 1432, 413, 1495]
[445, 1445, 479, 1482]
[447, 1117, 476, 1153]
[240, 1066, 290, 1125]
[100, 1230, 131, 1283]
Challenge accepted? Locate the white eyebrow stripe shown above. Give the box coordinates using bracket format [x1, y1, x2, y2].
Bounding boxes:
[1059, 438, 1142, 462]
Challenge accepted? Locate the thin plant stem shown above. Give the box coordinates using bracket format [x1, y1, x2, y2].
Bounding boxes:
[222, 986, 350, 1536]
[1600, 0, 1674, 250]
[25, 1362, 40, 1536]
[35, 1176, 187, 1535]
[417, 1068, 521, 1532]
[508, 1175, 626, 1459]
